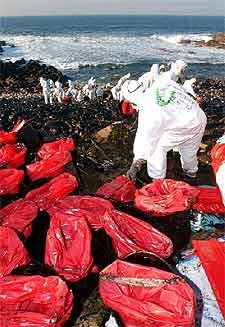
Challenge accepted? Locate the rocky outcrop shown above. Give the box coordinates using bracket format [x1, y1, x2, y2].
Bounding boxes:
[0, 59, 67, 92]
[193, 32, 225, 50]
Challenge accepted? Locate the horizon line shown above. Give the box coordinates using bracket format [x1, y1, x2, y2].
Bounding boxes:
[0, 13, 224, 18]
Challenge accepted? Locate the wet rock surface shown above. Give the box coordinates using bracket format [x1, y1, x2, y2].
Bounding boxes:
[193, 32, 225, 50]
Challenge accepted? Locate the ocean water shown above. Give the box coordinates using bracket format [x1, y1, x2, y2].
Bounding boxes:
[0, 15, 224, 82]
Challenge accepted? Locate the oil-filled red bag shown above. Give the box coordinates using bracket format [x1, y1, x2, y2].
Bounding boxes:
[0, 226, 29, 277]
[46, 211, 96, 282]
[121, 100, 136, 116]
[192, 187, 225, 214]
[103, 209, 173, 259]
[0, 130, 17, 144]
[0, 169, 24, 195]
[38, 138, 75, 160]
[135, 179, 199, 216]
[49, 195, 113, 231]
[0, 199, 38, 238]
[99, 260, 196, 327]
[0, 275, 74, 327]
[96, 175, 136, 203]
[0, 144, 27, 168]
[27, 151, 72, 182]
[193, 238, 225, 319]
[25, 173, 78, 211]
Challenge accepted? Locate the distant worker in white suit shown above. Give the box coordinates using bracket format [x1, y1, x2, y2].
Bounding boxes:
[55, 80, 65, 103]
[125, 60, 207, 181]
[40, 77, 53, 105]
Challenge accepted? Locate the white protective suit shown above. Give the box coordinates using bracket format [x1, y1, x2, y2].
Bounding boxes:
[111, 73, 131, 101]
[55, 80, 65, 103]
[66, 80, 78, 100]
[138, 64, 160, 91]
[129, 72, 207, 179]
[40, 77, 53, 105]
[77, 90, 84, 102]
[183, 78, 197, 98]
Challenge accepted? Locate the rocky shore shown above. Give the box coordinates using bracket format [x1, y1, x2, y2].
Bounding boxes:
[179, 32, 225, 50]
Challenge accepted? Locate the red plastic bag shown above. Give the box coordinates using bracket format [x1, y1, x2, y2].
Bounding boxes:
[0, 275, 73, 327]
[0, 144, 27, 168]
[38, 138, 75, 160]
[46, 211, 96, 282]
[62, 95, 72, 104]
[0, 199, 38, 238]
[121, 100, 136, 116]
[193, 238, 225, 319]
[99, 260, 196, 327]
[0, 226, 29, 277]
[27, 151, 72, 182]
[211, 142, 225, 173]
[0, 130, 17, 144]
[49, 195, 113, 231]
[96, 175, 136, 203]
[103, 209, 173, 259]
[192, 187, 225, 213]
[0, 169, 24, 195]
[25, 173, 78, 210]
[135, 179, 199, 216]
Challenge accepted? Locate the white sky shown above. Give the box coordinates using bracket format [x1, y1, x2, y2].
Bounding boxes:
[0, 0, 224, 16]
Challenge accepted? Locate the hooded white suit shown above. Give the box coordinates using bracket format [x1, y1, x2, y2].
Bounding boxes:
[129, 71, 207, 179]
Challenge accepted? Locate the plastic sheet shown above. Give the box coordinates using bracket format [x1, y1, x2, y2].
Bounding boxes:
[27, 151, 72, 181]
[99, 260, 196, 327]
[0, 144, 27, 168]
[0, 199, 38, 238]
[103, 209, 173, 259]
[25, 173, 78, 210]
[176, 247, 225, 326]
[38, 138, 75, 160]
[135, 179, 199, 216]
[0, 169, 24, 195]
[193, 187, 225, 214]
[96, 175, 136, 203]
[193, 238, 225, 320]
[0, 226, 29, 277]
[0, 275, 74, 327]
[49, 195, 113, 231]
[46, 211, 96, 282]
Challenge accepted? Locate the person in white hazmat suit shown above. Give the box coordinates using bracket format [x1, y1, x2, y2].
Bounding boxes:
[125, 60, 207, 180]
[40, 77, 54, 105]
[55, 80, 65, 103]
[66, 80, 78, 100]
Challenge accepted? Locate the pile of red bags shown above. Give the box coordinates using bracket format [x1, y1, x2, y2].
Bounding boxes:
[0, 169, 24, 195]
[100, 260, 196, 327]
[26, 173, 78, 211]
[96, 175, 136, 203]
[0, 199, 38, 238]
[0, 226, 29, 277]
[0, 144, 27, 168]
[135, 179, 199, 216]
[0, 275, 74, 327]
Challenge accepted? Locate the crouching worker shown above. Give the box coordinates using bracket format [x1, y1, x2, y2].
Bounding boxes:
[126, 66, 207, 181]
